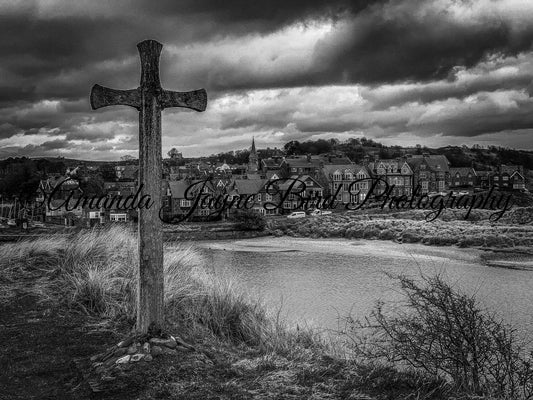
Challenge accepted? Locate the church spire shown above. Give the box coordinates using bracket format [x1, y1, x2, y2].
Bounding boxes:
[248, 136, 258, 173]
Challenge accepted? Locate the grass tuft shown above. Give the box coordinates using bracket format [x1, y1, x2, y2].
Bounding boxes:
[0, 226, 320, 353]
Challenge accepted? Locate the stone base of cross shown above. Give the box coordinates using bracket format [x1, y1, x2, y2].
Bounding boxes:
[90, 40, 207, 334]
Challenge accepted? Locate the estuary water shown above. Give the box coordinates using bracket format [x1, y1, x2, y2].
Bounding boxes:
[191, 237, 533, 334]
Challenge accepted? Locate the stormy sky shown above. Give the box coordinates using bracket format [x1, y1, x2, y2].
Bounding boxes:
[1, 0, 533, 160]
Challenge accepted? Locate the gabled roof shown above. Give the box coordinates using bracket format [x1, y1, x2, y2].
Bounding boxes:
[265, 171, 280, 180]
[168, 180, 214, 198]
[353, 165, 371, 176]
[278, 175, 323, 190]
[261, 158, 283, 168]
[368, 159, 413, 174]
[510, 170, 525, 179]
[321, 164, 356, 177]
[216, 163, 231, 171]
[39, 175, 80, 191]
[500, 164, 523, 175]
[450, 167, 476, 177]
[407, 155, 450, 172]
[475, 170, 491, 177]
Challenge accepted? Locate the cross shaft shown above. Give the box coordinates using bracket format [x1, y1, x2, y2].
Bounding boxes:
[90, 39, 207, 334]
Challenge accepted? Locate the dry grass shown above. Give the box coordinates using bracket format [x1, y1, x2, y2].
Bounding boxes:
[269, 207, 533, 248]
[0, 226, 319, 353]
[1, 226, 519, 399]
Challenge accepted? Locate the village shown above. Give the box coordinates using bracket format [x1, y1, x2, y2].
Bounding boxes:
[0, 138, 529, 228]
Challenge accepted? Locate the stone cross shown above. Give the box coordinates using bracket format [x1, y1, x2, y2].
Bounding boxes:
[90, 40, 207, 334]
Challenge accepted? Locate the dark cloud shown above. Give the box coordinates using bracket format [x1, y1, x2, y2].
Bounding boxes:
[1, 0, 533, 158]
[134, 0, 381, 33]
[65, 130, 116, 142]
[310, 4, 533, 86]
[40, 139, 71, 150]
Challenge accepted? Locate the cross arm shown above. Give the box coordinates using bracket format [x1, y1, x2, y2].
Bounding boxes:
[161, 89, 207, 112]
[90, 84, 141, 110]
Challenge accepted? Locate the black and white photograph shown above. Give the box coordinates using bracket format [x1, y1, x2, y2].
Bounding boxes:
[1, 0, 533, 399]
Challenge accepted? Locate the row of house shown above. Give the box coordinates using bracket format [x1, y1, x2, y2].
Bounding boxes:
[450, 165, 526, 191]
[33, 139, 527, 224]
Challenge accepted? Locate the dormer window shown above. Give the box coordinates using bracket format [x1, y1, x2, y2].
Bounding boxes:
[333, 171, 342, 181]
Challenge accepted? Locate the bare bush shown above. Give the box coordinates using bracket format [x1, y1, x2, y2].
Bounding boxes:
[341, 273, 533, 399]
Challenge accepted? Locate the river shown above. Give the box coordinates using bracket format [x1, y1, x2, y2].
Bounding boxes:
[190, 237, 533, 334]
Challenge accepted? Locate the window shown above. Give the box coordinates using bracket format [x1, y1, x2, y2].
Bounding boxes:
[345, 172, 353, 180]
[110, 214, 127, 222]
[283, 201, 292, 209]
[265, 193, 272, 202]
[421, 181, 428, 191]
[333, 172, 342, 181]
[438, 181, 445, 190]
[257, 193, 262, 202]
[180, 199, 192, 207]
[89, 211, 100, 219]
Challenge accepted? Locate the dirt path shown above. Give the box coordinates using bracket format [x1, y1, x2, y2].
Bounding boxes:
[0, 281, 123, 400]
[0, 279, 357, 400]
